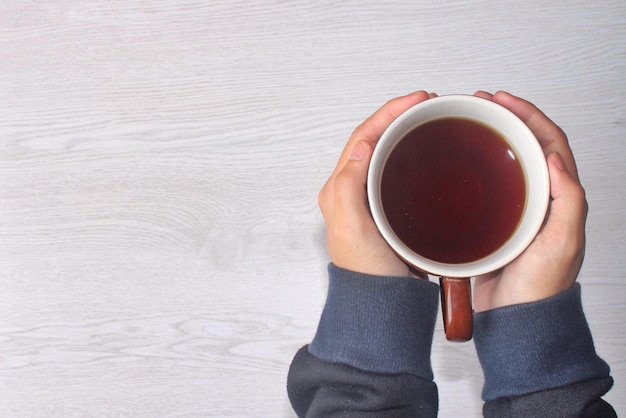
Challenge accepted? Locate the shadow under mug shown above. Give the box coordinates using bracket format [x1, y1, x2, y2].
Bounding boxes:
[367, 95, 550, 341]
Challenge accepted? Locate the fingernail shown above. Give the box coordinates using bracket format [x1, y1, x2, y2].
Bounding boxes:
[350, 141, 368, 161]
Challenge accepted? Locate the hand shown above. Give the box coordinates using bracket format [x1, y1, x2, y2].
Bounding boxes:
[472, 91, 588, 311]
[318, 91, 432, 277]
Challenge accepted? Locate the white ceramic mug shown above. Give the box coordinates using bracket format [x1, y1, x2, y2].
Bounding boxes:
[367, 95, 550, 341]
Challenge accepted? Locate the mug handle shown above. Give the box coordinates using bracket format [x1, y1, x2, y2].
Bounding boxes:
[439, 277, 473, 341]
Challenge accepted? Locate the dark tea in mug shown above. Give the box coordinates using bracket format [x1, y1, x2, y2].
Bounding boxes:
[380, 117, 526, 264]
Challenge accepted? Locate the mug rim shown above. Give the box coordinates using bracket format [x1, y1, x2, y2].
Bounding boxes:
[367, 94, 550, 278]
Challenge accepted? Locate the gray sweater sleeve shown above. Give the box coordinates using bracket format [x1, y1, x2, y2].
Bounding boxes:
[287, 265, 615, 417]
[474, 283, 616, 417]
[288, 263, 440, 416]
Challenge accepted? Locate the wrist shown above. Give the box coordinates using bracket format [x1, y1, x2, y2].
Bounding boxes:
[473, 283, 610, 401]
[309, 263, 439, 380]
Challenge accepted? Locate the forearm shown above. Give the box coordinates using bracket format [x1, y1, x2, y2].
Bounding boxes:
[287, 267, 616, 417]
[287, 264, 440, 417]
[474, 283, 615, 417]
[288, 346, 439, 417]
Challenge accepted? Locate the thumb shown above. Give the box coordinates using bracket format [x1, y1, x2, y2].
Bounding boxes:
[536, 152, 587, 275]
[545, 152, 587, 231]
[333, 140, 374, 224]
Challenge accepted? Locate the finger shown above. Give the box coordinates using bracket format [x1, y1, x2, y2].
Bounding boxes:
[354, 90, 430, 145]
[473, 90, 494, 100]
[492, 91, 579, 179]
[332, 91, 430, 177]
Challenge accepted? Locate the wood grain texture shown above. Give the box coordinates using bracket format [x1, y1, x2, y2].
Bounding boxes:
[1, 1, 625, 416]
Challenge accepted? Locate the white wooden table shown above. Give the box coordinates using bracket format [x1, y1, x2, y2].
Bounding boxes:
[2, 1, 625, 416]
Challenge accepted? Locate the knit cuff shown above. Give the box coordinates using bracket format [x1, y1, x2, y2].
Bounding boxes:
[309, 263, 440, 381]
[474, 283, 611, 401]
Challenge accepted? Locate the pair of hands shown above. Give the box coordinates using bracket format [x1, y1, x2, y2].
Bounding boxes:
[318, 91, 587, 311]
